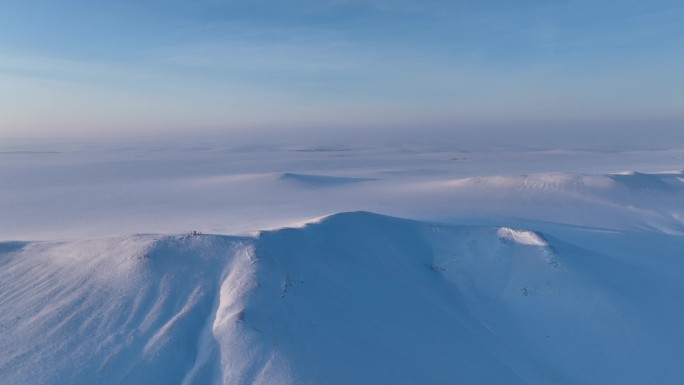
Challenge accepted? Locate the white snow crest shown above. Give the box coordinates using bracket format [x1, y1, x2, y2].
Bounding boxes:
[497, 227, 548, 246]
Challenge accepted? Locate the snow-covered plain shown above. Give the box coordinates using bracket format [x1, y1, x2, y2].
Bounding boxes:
[2, 139, 684, 384]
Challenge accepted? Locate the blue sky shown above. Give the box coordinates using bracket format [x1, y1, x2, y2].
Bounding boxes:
[1, 0, 683, 138]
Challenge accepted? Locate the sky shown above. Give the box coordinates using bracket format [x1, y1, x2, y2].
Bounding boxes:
[0, 0, 683, 140]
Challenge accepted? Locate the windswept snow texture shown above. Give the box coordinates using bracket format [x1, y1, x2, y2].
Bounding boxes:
[2, 212, 684, 385]
[2, 141, 684, 384]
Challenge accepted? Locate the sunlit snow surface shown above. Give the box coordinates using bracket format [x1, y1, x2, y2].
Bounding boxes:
[2, 140, 684, 384]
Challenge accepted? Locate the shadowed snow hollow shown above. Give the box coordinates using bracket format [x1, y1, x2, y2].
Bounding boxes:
[278, 172, 375, 187]
[2, 212, 684, 384]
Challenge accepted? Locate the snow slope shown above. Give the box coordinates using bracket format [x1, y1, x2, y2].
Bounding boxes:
[3, 211, 684, 384]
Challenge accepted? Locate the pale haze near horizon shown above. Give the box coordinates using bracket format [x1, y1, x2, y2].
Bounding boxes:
[0, 0, 682, 142]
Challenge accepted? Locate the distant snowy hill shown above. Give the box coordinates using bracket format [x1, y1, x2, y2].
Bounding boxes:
[3, 212, 684, 385]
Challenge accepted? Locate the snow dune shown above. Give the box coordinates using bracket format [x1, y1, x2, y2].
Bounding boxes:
[2, 211, 684, 384]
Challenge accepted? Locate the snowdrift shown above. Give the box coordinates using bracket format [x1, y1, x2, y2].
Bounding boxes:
[2, 212, 684, 384]
[422, 170, 684, 232]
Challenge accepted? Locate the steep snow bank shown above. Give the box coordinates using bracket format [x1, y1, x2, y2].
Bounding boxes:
[2, 212, 684, 384]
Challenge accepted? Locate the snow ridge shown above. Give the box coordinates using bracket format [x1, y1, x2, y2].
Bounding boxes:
[2, 212, 684, 384]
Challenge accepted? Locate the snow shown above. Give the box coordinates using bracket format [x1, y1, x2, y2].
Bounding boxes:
[2, 139, 684, 384]
[3, 141, 684, 240]
[497, 228, 549, 246]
